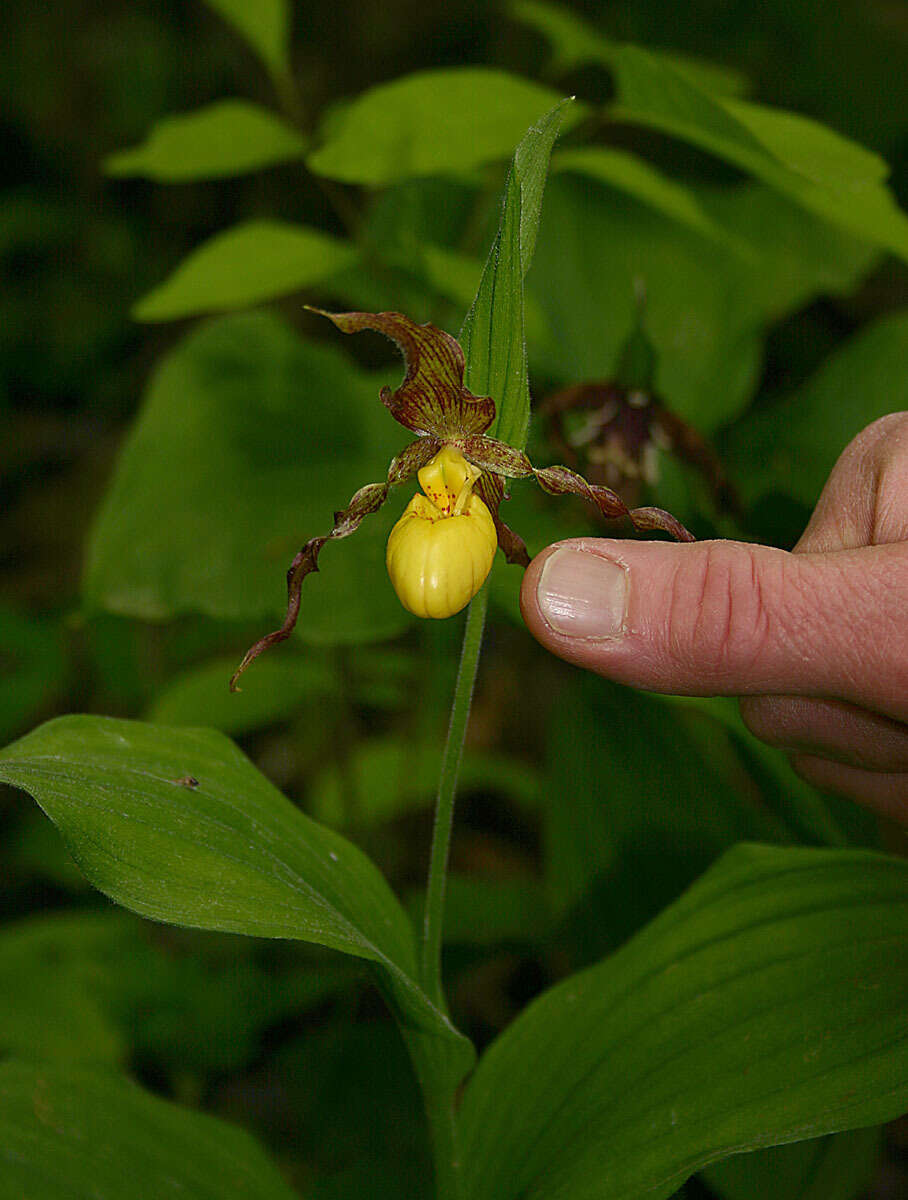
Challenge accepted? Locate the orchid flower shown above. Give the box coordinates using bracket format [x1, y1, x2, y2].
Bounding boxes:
[230, 309, 693, 690]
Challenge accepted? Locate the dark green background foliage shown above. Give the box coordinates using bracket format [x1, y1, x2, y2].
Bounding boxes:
[1, 1, 907, 1198]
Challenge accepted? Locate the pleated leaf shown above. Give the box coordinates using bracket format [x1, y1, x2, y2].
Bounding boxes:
[612, 45, 908, 263]
[133, 220, 356, 321]
[0, 714, 469, 1059]
[105, 100, 305, 182]
[461, 844, 908, 1200]
[308, 68, 573, 186]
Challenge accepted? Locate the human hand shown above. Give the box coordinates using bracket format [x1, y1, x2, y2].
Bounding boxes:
[520, 414, 908, 822]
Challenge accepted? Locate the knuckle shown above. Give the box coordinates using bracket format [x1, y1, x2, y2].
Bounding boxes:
[666, 542, 783, 681]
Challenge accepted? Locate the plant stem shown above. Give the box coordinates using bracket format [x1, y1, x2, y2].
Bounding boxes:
[421, 587, 488, 1007]
[424, 1076, 463, 1200]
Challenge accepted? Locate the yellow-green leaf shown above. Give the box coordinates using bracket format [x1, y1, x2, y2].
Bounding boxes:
[133, 220, 356, 321]
[308, 68, 575, 186]
[105, 100, 305, 182]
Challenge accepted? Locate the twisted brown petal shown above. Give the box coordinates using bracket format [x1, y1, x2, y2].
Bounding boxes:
[307, 308, 495, 438]
[460, 435, 694, 543]
[533, 464, 695, 542]
[230, 437, 440, 690]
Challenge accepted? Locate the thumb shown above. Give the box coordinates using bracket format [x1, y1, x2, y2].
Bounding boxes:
[519, 537, 908, 718]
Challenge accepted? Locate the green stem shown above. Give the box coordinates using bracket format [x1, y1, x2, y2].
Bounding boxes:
[421, 587, 488, 1007]
[424, 1079, 462, 1200]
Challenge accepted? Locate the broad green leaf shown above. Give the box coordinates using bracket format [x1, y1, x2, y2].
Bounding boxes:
[528, 174, 875, 429]
[0, 714, 467, 1059]
[461, 99, 571, 448]
[529, 173, 761, 429]
[510, 0, 748, 96]
[133, 220, 357, 321]
[202, 0, 291, 86]
[703, 1126, 882, 1200]
[147, 653, 334, 734]
[611, 45, 908, 263]
[105, 100, 305, 182]
[695, 182, 879, 324]
[551, 147, 746, 247]
[0, 1059, 297, 1200]
[461, 844, 908, 1200]
[8, 809, 91, 891]
[726, 309, 908, 507]
[307, 68, 572, 187]
[84, 312, 412, 644]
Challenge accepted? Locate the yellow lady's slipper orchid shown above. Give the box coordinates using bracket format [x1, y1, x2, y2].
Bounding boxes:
[386, 447, 497, 618]
[230, 308, 692, 691]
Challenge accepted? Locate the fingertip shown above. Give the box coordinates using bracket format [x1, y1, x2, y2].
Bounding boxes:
[519, 539, 635, 677]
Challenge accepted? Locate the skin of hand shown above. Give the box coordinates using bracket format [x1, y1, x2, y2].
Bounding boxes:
[520, 413, 908, 823]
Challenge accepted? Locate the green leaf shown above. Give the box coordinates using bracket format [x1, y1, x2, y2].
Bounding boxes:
[84, 312, 412, 644]
[550, 147, 746, 247]
[0, 714, 465, 1056]
[460, 172, 526, 439]
[509, 0, 748, 96]
[528, 174, 875, 429]
[726, 308, 908, 507]
[611, 45, 908, 263]
[461, 844, 908, 1200]
[202, 0, 291, 86]
[703, 1126, 882, 1200]
[307, 68, 573, 187]
[511, 98, 575, 277]
[104, 100, 305, 182]
[0, 1059, 297, 1200]
[695, 182, 879, 323]
[461, 99, 571, 449]
[133, 220, 357, 321]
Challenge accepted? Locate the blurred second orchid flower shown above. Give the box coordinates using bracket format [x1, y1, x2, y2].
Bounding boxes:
[230, 310, 693, 690]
